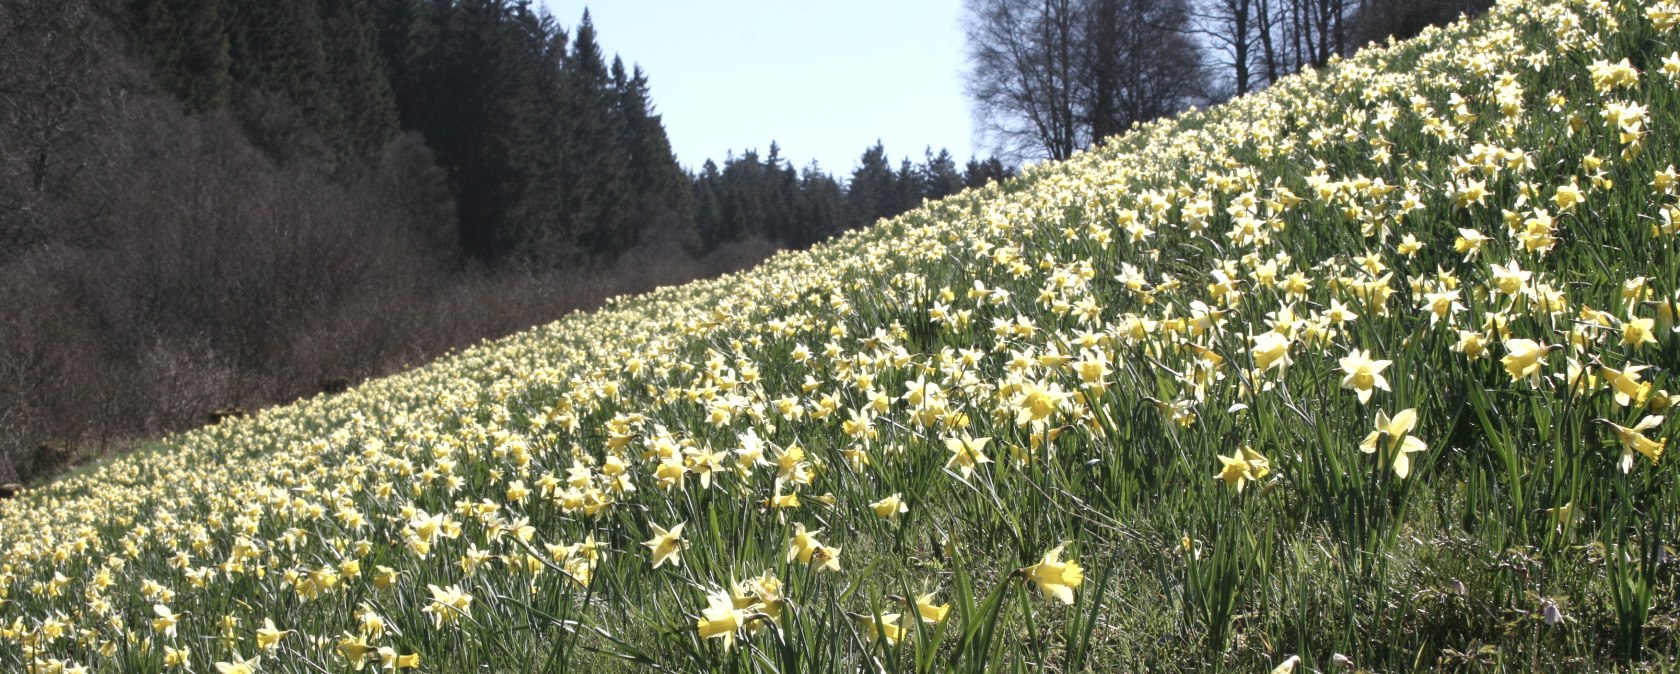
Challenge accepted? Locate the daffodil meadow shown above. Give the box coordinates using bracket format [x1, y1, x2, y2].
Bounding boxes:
[7, 0, 1680, 670]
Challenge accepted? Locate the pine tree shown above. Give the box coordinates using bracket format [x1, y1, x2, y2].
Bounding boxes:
[920, 148, 964, 201]
[794, 162, 848, 248]
[848, 141, 897, 227]
[618, 63, 691, 236]
[963, 156, 1013, 188]
[691, 159, 725, 249]
[558, 13, 634, 257]
[318, 0, 399, 162]
[134, 0, 232, 113]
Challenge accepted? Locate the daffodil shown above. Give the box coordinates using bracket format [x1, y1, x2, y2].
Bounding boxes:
[377, 646, 420, 670]
[1622, 315, 1657, 348]
[1012, 379, 1067, 424]
[1250, 331, 1293, 372]
[152, 604, 182, 640]
[912, 592, 950, 624]
[213, 653, 261, 674]
[644, 521, 687, 569]
[336, 633, 373, 670]
[422, 584, 472, 627]
[870, 493, 907, 519]
[696, 588, 746, 650]
[1601, 364, 1652, 407]
[1360, 408, 1427, 478]
[851, 612, 905, 645]
[1024, 543, 1084, 604]
[943, 434, 992, 480]
[1501, 339, 1554, 384]
[1338, 349, 1392, 404]
[1602, 416, 1666, 472]
[255, 618, 290, 652]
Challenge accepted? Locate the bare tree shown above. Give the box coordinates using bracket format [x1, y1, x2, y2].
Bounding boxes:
[964, 0, 1082, 162]
[963, 0, 1205, 163]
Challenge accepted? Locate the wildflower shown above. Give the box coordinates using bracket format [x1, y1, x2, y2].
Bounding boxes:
[851, 612, 905, 645]
[644, 521, 688, 569]
[152, 604, 182, 640]
[1454, 228, 1491, 261]
[912, 592, 950, 624]
[1489, 260, 1531, 297]
[336, 633, 373, 670]
[1214, 445, 1268, 492]
[1397, 233, 1425, 257]
[255, 618, 290, 652]
[1601, 416, 1666, 472]
[696, 588, 746, 650]
[870, 493, 908, 519]
[377, 647, 420, 670]
[1622, 315, 1657, 348]
[423, 584, 472, 627]
[1501, 339, 1554, 384]
[944, 434, 992, 480]
[1012, 379, 1067, 424]
[1551, 181, 1584, 213]
[214, 653, 261, 674]
[1250, 331, 1292, 371]
[787, 524, 833, 567]
[1601, 364, 1652, 408]
[1024, 543, 1084, 604]
[1360, 408, 1428, 478]
[1423, 288, 1464, 325]
[1338, 349, 1392, 403]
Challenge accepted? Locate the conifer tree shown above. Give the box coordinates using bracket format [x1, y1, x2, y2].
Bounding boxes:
[134, 0, 232, 113]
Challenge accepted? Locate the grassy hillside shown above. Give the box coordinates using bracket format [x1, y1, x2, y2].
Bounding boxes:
[4, 0, 1680, 671]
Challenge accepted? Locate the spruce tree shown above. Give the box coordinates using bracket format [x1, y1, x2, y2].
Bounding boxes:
[134, 0, 232, 113]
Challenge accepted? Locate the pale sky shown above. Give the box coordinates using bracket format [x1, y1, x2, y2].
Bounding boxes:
[542, 1, 977, 177]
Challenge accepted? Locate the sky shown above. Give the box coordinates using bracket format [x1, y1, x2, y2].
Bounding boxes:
[542, 1, 977, 176]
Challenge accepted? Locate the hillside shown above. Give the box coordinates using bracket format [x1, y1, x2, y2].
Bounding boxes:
[3, 0, 1679, 671]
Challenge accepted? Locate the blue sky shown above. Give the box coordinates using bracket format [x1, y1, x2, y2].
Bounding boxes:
[542, 1, 976, 176]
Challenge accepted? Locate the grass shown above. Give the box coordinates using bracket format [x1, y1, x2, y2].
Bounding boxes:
[3, 0, 1680, 671]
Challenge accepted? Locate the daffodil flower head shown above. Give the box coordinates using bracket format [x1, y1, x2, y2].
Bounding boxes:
[943, 434, 992, 480]
[1338, 348, 1392, 404]
[1025, 543, 1084, 604]
[1360, 408, 1427, 478]
[644, 521, 688, 569]
[696, 588, 747, 650]
[1603, 416, 1666, 473]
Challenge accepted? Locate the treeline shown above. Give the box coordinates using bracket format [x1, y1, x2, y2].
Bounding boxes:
[692, 144, 1011, 250]
[136, 0, 1009, 264]
[0, 0, 1010, 484]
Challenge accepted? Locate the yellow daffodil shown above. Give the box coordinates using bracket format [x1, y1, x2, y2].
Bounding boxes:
[1361, 408, 1427, 478]
[1024, 543, 1084, 604]
[851, 612, 905, 645]
[870, 493, 908, 519]
[254, 618, 290, 652]
[1250, 331, 1292, 372]
[1601, 364, 1652, 407]
[377, 647, 421, 670]
[213, 653, 261, 674]
[1338, 349, 1392, 404]
[1602, 416, 1666, 472]
[423, 584, 472, 627]
[644, 521, 688, 569]
[336, 633, 373, 670]
[1501, 338, 1554, 384]
[697, 588, 746, 650]
[912, 592, 950, 624]
[944, 434, 992, 480]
